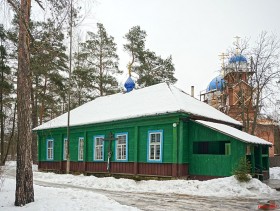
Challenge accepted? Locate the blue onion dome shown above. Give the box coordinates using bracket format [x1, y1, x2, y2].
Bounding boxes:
[229, 54, 247, 64]
[206, 75, 225, 92]
[124, 76, 135, 92]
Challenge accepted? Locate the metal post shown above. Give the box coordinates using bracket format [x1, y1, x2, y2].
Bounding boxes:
[66, 0, 73, 174]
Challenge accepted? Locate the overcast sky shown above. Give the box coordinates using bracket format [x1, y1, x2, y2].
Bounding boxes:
[2, 0, 280, 97]
[83, 0, 280, 97]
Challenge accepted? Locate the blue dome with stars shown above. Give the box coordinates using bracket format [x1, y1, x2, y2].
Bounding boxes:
[229, 54, 247, 64]
[124, 76, 135, 92]
[206, 75, 224, 92]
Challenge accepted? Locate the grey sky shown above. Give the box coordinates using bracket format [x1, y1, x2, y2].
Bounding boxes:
[87, 0, 280, 96]
[1, 0, 280, 97]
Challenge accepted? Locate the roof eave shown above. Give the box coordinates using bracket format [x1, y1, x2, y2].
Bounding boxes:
[189, 114, 243, 129]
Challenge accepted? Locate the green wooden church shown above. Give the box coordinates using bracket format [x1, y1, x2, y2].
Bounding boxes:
[33, 82, 271, 180]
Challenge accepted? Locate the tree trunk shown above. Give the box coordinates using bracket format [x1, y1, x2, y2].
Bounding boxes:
[39, 76, 47, 125]
[251, 88, 260, 135]
[15, 0, 34, 206]
[31, 77, 38, 164]
[3, 102, 16, 164]
[0, 39, 4, 165]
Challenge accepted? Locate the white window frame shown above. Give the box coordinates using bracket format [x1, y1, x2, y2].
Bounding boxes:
[115, 133, 128, 161]
[47, 139, 54, 160]
[147, 130, 163, 162]
[94, 135, 104, 161]
[63, 138, 68, 160]
[78, 137, 84, 161]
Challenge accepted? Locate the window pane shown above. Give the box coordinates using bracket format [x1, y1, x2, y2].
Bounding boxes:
[150, 133, 160, 143]
[117, 147, 121, 159]
[156, 145, 160, 159]
[48, 141, 53, 148]
[150, 145, 155, 159]
[155, 134, 160, 142]
[123, 145, 126, 156]
[118, 135, 126, 144]
[150, 134, 156, 143]
[96, 138, 103, 145]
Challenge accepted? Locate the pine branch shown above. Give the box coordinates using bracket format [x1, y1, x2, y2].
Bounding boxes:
[34, 0, 44, 10]
[6, 0, 20, 12]
[6, 0, 35, 43]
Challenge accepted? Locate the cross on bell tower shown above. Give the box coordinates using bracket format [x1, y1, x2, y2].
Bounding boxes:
[234, 35, 241, 54]
[219, 52, 229, 76]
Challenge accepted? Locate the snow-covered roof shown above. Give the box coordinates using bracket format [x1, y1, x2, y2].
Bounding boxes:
[33, 83, 241, 131]
[195, 120, 272, 146]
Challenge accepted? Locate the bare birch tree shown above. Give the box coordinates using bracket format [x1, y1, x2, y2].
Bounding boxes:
[250, 32, 280, 134]
[227, 32, 280, 135]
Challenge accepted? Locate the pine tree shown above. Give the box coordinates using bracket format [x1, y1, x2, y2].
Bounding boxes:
[5, 0, 70, 206]
[72, 64, 92, 107]
[73, 23, 121, 101]
[136, 50, 177, 87]
[233, 157, 252, 182]
[30, 19, 68, 125]
[0, 25, 13, 165]
[14, 0, 34, 206]
[6, 16, 68, 163]
[30, 19, 68, 163]
[124, 26, 177, 87]
[124, 26, 146, 67]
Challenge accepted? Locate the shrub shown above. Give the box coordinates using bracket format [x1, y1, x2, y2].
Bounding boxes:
[233, 157, 252, 182]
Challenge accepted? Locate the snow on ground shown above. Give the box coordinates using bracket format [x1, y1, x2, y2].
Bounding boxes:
[1, 162, 279, 210]
[270, 167, 280, 179]
[32, 170, 275, 198]
[1, 178, 138, 211]
[0, 163, 139, 211]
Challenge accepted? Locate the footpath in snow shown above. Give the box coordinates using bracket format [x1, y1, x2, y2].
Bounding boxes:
[1, 162, 280, 210]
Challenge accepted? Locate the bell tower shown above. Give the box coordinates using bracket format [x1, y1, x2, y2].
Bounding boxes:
[222, 44, 255, 122]
[200, 45, 255, 122]
[200, 37, 277, 157]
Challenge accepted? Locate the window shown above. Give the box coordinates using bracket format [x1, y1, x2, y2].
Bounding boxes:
[115, 133, 128, 161]
[78, 137, 84, 161]
[47, 139, 54, 160]
[148, 130, 163, 162]
[94, 136, 104, 161]
[193, 142, 209, 154]
[193, 141, 231, 155]
[63, 138, 68, 160]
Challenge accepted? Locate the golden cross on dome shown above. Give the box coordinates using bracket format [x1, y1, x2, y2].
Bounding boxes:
[219, 52, 228, 68]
